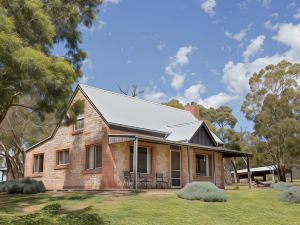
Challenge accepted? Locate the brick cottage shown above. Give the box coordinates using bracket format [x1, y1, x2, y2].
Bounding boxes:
[24, 84, 251, 190]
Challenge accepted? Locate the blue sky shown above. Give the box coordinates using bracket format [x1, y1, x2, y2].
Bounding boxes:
[72, 0, 300, 131]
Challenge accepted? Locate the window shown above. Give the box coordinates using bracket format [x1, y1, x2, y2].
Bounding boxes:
[56, 150, 69, 165]
[130, 146, 151, 174]
[74, 114, 84, 131]
[86, 145, 102, 169]
[195, 154, 210, 176]
[33, 154, 44, 173]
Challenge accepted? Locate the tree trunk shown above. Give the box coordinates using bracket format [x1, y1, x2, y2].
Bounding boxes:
[277, 164, 286, 182]
[231, 158, 240, 183]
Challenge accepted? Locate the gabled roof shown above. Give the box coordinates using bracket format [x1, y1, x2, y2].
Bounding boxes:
[79, 84, 198, 134]
[166, 121, 204, 142]
[26, 84, 224, 151]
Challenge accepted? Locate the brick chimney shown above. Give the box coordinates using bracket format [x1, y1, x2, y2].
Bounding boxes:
[185, 104, 200, 119]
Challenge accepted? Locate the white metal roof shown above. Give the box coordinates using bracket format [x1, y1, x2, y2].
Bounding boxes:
[166, 121, 204, 141]
[80, 84, 198, 134]
[79, 84, 224, 144]
[234, 165, 276, 174]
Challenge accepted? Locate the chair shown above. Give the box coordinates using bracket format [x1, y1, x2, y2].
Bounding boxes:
[123, 171, 132, 188]
[156, 173, 169, 189]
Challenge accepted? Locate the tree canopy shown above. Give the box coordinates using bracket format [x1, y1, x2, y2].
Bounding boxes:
[0, 0, 102, 124]
[242, 60, 300, 181]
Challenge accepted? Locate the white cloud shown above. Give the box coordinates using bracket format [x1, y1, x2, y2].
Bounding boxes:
[294, 8, 300, 19]
[264, 20, 279, 31]
[104, 0, 120, 4]
[127, 59, 132, 64]
[225, 24, 251, 41]
[287, 2, 297, 9]
[272, 23, 300, 51]
[171, 75, 185, 90]
[243, 35, 265, 61]
[157, 42, 166, 50]
[261, 0, 271, 7]
[198, 92, 238, 108]
[183, 83, 206, 102]
[171, 82, 237, 108]
[222, 23, 300, 95]
[200, 0, 216, 16]
[144, 89, 167, 102]
[270, 13, 279, 19]
[165, 46, 196, 90]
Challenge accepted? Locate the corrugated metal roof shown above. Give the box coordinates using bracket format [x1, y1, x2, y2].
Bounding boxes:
[80, 84, 198, 134]
[166, 121, 203, 141]
[234, 165, 276, 174]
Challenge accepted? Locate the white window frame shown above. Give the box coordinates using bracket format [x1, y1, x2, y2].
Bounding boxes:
[33, 154, 44, 173]
[86, 145, 102, 170]
[130, 147, 152, 174]
[74, 114, 84, 131]
[57, 150, 70, 166]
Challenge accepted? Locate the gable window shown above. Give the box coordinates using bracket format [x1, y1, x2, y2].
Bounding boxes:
[33, 154, 44, 173]
[86, 145, 102, 169]
[130, 146, 151, 174]
[74, 114, 84, 131]
[195, 154, 210, 176]
[56, 149, 69, 165]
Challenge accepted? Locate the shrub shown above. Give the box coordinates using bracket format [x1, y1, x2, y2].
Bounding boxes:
[42, 203, 62, 215]
[177, 182, 227, 202]
[0, 177, 46, 194]
[271, 182, 293, 191]
[281, 186, 300, 203]
[61, 212, 105, 225]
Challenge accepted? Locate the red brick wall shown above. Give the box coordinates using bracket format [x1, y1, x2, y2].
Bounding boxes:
[25, 89, 225, 190]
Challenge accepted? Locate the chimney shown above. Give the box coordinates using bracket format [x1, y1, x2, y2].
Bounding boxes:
[185, 103, 200, 119]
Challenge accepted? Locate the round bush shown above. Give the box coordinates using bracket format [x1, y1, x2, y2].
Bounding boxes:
[42, 203, 62, 215]
[271, 182, 293, 191]
[1, 177, 46, 194]
[177, 182, 227, 202]
[281, 186, 300, 203]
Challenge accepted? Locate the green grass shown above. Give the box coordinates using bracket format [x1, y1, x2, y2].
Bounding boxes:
[0, 187, 300, 225]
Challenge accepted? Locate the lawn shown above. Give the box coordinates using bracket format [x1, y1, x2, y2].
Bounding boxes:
[0, 187, 299, 225]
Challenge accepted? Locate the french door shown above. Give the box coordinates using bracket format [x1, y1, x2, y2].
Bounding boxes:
[170, 150, 181, 188]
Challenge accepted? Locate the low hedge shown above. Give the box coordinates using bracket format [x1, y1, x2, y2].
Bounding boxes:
[0, 177, 45, 194]
[177, 182, 227, 202]
[281, 186, 300, 203]
[270, 182, 293, 191]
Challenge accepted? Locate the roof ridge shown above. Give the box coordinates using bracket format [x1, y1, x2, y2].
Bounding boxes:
[78, 83, 196, 116]
[167, 121, 202, 128]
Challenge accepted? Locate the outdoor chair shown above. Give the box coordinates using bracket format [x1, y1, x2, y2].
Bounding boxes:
[123, 171, 133, 188]
[138, 173, 152, 189]
[156, 173, 169, 189]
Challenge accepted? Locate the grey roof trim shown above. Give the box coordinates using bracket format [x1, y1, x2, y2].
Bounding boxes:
[109, 122, 169, 135]
[108, 134, 253, 157]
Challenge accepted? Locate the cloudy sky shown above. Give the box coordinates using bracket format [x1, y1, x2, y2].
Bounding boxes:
[74, 0, 300, 131]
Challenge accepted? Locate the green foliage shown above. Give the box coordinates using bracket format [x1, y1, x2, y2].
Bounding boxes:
[177, 182, 227, 202]
[0, 0, 102, 124]
[61, 212, 105, 225]
[271, 182, 293, 191]
[242, 60, 300, 181]
[281, 186, 300, 203]
[162, 99, 185, 109]
[63, 100, 85, 126]
[0, 177, 45, 194]
[42, 203, 62, 215]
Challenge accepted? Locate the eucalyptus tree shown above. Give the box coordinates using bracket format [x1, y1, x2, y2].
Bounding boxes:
[242, 60, 300, 181]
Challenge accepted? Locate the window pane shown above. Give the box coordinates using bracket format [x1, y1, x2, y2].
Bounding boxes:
[130, 147, 151, 173]
[130, 147, 133, 172]
[65, 151, 69, 164]
[138, 148, 147, 173]
[95, 145, 102, 168]
[171, 151, 180, 170]
[196, 155, 206, 176]
[38, 155, 44, 172]
[34, 156, 38, 173]
[86, 146, 94, 169]
[75, 118, 84, 130]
